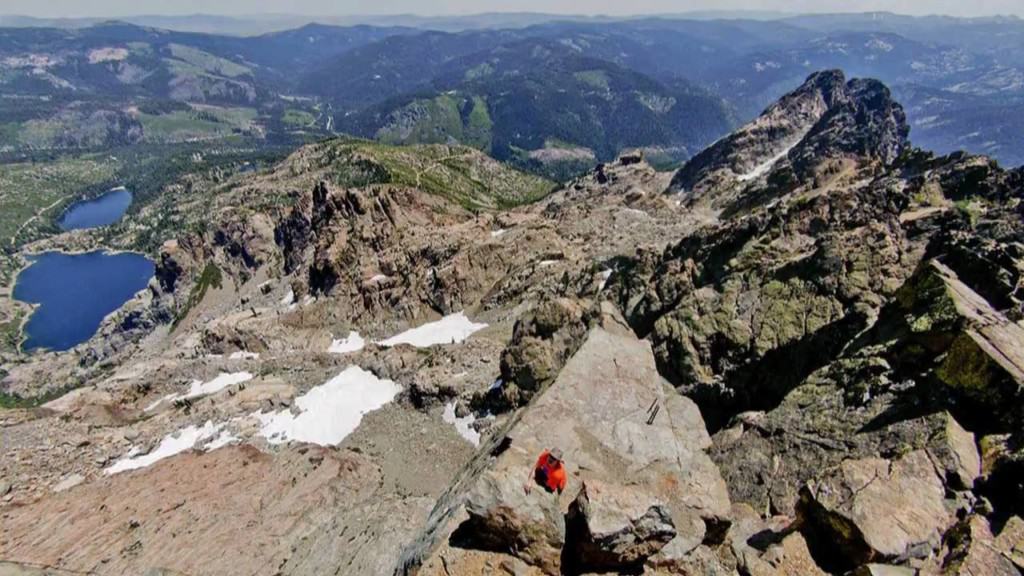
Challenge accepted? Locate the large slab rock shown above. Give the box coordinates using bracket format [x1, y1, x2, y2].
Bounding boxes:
[564, 480, 676, 572]
[799, 449, 954, 568]
[401, 314, 730, 574]
[459, 472, 565, 574]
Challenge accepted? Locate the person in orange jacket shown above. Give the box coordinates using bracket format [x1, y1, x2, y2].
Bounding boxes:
[525, 447, 567, 495]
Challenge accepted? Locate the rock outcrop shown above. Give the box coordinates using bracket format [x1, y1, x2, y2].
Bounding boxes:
[564, 480, 677, 572]
[799, 449, 954, 568]
[938, 515, 1021, 575]
[669, 70, 909, 211]
[400, 308, 730, 575]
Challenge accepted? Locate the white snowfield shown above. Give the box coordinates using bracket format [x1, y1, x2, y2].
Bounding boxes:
[328, 331, 366, 354]
[105, 421, 225, 475]
[442, 401, 481, 446]
[229, 351, 260, 360]
[376, 312, 487, 348]
[736, 140, 799, 182]
[144, 372, 254, 411]
[490, 228, 508, 238]
[255, 366, 400, 446]
[182, 372, 253, 400]
[203, 429, 239, 451]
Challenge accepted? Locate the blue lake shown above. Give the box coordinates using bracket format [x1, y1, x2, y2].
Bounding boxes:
[14, 252, 154, 352]
[59, 188, 133, 231]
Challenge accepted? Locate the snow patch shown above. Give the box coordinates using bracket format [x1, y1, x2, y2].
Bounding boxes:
[490, 228, 508, 238]
[442, 402, 480, 446]
[203, 430, 239, 451]
[145, 372, 253, 411]
[376, 312, 487, 348]
[736, 140, 800, 182]
[598, 269, 613, 292]
[180, 372, 253, 401]
[105, 421, 223, 474]
[144, 394, 176, 412]
[328, 331, 366, 354]
[255, 366, 400, 446]
[229, 351, 260, 360]
[280, 289, 295, 306]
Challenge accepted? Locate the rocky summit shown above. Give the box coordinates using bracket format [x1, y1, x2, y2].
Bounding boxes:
[2, 69, 1024, 576]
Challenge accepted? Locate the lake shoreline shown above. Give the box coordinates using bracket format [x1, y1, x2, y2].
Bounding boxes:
[58, 187, 132, 231]
[3, 185, 157, 355]
[14, 250, 155, 353]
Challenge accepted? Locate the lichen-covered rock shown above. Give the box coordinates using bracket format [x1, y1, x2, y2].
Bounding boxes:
[495, 297, 593, 409]
[564, 480, 676, 572]
[892, 261, 1024, 432]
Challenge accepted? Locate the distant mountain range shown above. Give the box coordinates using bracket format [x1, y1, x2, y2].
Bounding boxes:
[2, 12, 1023, 171]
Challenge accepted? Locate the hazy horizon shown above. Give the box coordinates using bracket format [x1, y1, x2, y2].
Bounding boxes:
[2, 0, 1023, 19]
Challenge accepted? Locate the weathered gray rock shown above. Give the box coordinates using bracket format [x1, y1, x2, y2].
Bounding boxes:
[940, 515, 1020, 576]
[752, 533, 829, 576]
[994, 516, 1024, 571]
[461, 472, 565, 575]
[931, 412, 981, 490]
[564, 480, 676, 571]
[799, 449, 953, 567]
[0, 561, 65, 575]
[52, 473, 85, 493]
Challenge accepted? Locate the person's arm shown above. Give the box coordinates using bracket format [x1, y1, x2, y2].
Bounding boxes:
[525, 451, 546, 494]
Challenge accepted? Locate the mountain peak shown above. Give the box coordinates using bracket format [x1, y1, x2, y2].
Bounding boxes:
[668, 70, 909, 203]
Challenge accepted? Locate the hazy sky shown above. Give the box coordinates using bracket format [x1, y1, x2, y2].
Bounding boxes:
[3, 0, 1022, 18]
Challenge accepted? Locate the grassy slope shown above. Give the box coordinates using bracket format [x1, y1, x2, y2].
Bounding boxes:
[0, 156, 120, 250]
[302, 138, 553, 211]
[138, 106, 257, 143]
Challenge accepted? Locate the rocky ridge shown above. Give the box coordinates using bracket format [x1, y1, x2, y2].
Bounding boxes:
[1, 71, 1023, 575]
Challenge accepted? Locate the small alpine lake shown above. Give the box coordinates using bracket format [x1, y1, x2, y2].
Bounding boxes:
[14, 251, 155, 352]
[59, 187, 133, 231]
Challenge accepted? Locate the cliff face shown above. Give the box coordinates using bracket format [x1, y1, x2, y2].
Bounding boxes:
[3, 74, 1024, 576]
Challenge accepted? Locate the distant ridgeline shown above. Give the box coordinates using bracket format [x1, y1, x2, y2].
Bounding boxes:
[1, 14, 1023, 176]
